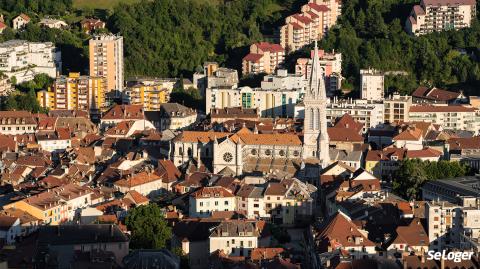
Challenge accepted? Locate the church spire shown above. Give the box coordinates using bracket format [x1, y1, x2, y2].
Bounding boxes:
[302, 40, 330, 168]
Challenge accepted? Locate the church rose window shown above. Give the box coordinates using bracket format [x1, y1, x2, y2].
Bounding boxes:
[223, 152, 233, 163]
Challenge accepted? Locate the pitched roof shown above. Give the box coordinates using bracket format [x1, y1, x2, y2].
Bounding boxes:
[37, 224, 128, 245]
[102, 104, 144, 120]
[405, 148, 442, 158]
[327, 127, 364, 142]
[264, 182, 287, 196]
[307, 3, 330, 12]
[334, 114, 363, 133]
[174, 131, 231, 143]
[156, 159, 181, 183]
[17, 13, 30, 21]
[448, 136, 480, 150]
[114, 172, 162, 188]
[125, 190, 149, 204]
[412, 86, 461, 102]
[315, 212, 375, 252]
[391, 218, 428, 247]
[0, 215, 17, 230]
[250, 248, 285, 261]
[243, 53, 264, 62]
[393, 127, 423, 141]
[254, 42, 284, 53]
[191, 186, 234, 198]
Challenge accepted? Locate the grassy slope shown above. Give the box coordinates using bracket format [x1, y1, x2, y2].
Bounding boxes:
[73, 0, 141, 10]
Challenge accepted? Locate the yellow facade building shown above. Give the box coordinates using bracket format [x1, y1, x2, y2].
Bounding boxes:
[126, 84, 169, 111]
[37, 73, 107, 112]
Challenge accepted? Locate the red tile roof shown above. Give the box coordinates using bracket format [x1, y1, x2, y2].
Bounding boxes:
[254, 42, 284, 53]
[293, 14, 312, 24]
[392, 218, 428, 247]
[405, 148, 442, 158]
[157, 159, 181, 183]
[192, 186, 234, 198]
[243, 53, 264, 62]
[412, 86, 461, 102]
[393, 127, 423, 141]
[114, 172, 162, 188]
[448, 136, 480, 150]
[308, 3, 330, 12]
[328, 127, 364, 142]
[334, 114, 363, 133]
[102, 104, 144, 120]
[315, 212, 375, 252]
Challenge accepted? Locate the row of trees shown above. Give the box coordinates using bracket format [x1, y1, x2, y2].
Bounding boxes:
[392, 159, 473, 200]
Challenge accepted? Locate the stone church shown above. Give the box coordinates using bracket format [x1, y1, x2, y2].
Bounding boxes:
[171, 42, 330, 177]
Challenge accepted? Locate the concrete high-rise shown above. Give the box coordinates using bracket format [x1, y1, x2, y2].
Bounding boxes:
[89, 34, 124, 92]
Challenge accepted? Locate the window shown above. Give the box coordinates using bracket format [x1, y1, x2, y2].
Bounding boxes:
[240, 241, 244, 247]
[232, 239, 235, 244]
[224, 201, 229, 205]
[215, 201, 218, 206]
[200, 202, 203, 207]
[279, 150, 285, 156]
[293, 150, 299, 157]
[223, 152, 233, 162]
[251, 149, 257, 155]
[254, 204, 259, 208]
[265, 149, 271, 156]
[248, 241, 252, 247]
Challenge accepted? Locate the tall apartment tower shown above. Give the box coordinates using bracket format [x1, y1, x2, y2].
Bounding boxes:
[89, 34, 124, 92]
[360, 68, 384, 101]
[303, 41, 330, 167]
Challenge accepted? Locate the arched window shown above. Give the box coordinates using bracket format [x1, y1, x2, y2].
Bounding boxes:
[279, 150, 285, 157]
[251, 149, 257, 155]
[308, 108, 314, 130]
[265, 149, 271, 156]
[315, 108, 320, 130]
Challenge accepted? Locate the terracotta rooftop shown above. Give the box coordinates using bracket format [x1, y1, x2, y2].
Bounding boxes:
[327, 127, 364, 142]
[315, 211, 375, 252]
[192, 186, 234, 198]
[102, 104, 144, 120]
[114, 171, 162, 188]
[243, 53, 263, 62]
[393, 127, 423, 141]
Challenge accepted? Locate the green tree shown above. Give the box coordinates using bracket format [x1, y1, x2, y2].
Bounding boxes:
[393, 159, 471, 200]
[125, 204, 172, 249]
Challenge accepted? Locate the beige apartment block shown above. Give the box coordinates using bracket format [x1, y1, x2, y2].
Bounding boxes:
[89, 34, 124, 92]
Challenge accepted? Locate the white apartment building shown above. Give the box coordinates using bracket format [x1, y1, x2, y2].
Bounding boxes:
[0, 40, 61, 83]
[206, 86, 301, 118]
[360, 68, 384, 101]
[89, 34, 124, 91]
[406, 0, 476, 36]
[260, 69, 306, 93]
[408, 105, 479, 132]
[189, 186, 236, 218]
[209, 220, 260, 256]
[426, 197, 480, 252]
[0, 111, 37, 135]
[296, 98, 384, 131]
